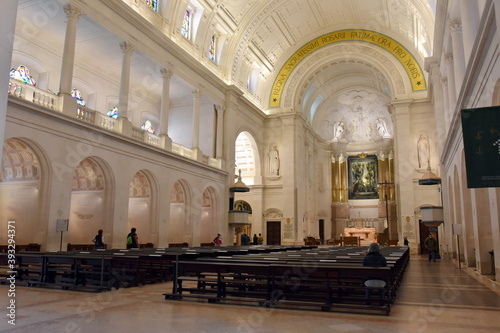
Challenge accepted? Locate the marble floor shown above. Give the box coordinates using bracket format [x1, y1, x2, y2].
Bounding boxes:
[1, 255, 499, 333]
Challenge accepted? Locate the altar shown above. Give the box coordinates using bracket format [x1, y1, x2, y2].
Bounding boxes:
[343, 227, 377, 244]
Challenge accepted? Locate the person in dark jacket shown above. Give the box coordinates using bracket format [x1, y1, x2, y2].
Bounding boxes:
[424, 234, 438, 262]
[127, 228, 138, 249]
[363, 242, 387, 267]
[253, 234, 258, 245]
[93, 229, 105, 249]
[363, 242, 387, 305]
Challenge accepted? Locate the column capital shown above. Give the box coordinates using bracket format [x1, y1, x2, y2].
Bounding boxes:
[120, 41, 135, 55]
[214, 104, 225, 114]
[449, 19, 462, 33]
[64, 4, 81, 19]
[444, 53, 453, 63]
[160, 68, 173, 80]
[192, 89, 202, 98]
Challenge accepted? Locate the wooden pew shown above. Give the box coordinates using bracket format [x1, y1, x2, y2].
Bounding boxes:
[165, 258, 398, 314]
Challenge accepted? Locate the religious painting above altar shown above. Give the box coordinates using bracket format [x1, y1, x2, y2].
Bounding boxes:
[348, 155, 379, 199]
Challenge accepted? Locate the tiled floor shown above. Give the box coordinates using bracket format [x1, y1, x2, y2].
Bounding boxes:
[1, 255, 499, 333]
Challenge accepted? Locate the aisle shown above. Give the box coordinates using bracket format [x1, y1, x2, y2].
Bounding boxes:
[0, 254, 499, 333]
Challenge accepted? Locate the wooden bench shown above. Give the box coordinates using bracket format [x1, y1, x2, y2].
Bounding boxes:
[169, 243, 189, 248]
[67, 243, 108, 251]
[0, 244, 41, 253]
[165, 258, 399, 314]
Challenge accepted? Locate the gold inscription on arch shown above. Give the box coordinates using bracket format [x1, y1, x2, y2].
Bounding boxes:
[269, 29, 427, 108]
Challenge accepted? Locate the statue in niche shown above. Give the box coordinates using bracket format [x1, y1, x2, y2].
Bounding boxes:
[376, 118, 391, 138]
[269, 145, 280, 176]
[417, 133, 430, 169]
[332, 121, 345, 142]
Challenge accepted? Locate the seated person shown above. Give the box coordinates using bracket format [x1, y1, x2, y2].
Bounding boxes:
[363, 242, 387, 305]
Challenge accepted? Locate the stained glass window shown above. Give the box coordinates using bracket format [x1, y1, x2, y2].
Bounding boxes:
[208, 35, 217, 62]
[181, 10, 191, 39]
[107, 107, 119, 119]
[141, 120, 156, 134]
[146, 0, 158, 12]
[71, 88, 86, 106]
[10, 65, 36, 86]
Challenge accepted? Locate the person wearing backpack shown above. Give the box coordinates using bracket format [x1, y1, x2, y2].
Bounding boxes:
[127, 227, 138, 249]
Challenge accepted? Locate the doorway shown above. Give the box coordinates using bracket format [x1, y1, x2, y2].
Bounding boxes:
[266, 221, 281, 245]
[419, 221, 439, 255]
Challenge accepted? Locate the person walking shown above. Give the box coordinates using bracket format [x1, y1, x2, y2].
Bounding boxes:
[93, 229, 105, 249]
[424, 234, 438, 262]
[127, 228, 138, 249]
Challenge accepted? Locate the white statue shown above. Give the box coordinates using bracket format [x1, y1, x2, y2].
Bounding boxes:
[376, 118, 391, 138]
[332, 121, 345, 142]
[269, 146, 280, 176]
[417, 133, 430, 168]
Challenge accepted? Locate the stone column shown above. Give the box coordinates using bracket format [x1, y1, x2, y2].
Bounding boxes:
[444, 53, 456, 126]
[389, 100, 414, 244]
[0, 0, 19, 162]
[58, 5, 81, 116]
[449, 19, 466, 95]
[59, 5, 81, 96]
[117, 42, 134, 136]
[118, 42, 134, 120]
[159, 68, 173, 150]
[191, 89, 202, 161]
[440, 78, 451, 131]
[460, 0, 479, 64]
[215, 104, 224, 159]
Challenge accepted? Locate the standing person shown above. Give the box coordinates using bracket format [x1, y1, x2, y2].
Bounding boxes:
[213, 233, 222, 246]
[363, 242, 387, 305]
[93, 229, 105, 250]
[253, 234, 258, 245]
[127, 227, 138, 249]
[257, 233, 264, 245]
[403, 236, 409, 247]
[241, 233, 250, 246]
[424, 234, 438, 262]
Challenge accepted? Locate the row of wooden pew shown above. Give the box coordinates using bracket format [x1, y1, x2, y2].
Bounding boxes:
[164, 246, 410, 315]
[0, 243, 41, 253]
[0, 245, 315, 293]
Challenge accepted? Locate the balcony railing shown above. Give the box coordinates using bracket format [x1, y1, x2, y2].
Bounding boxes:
[8, 78, 222, 169]
[8, 80, 57, 109]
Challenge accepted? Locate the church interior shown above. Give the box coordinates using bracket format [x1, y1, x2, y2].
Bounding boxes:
[0, 0, 500, 331]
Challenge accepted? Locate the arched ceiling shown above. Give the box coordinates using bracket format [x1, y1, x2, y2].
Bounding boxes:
[222, 0, 435, 112]
[15, 0, 435, 140]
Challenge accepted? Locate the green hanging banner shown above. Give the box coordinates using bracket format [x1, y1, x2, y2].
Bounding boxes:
[460, 106, 500, 188]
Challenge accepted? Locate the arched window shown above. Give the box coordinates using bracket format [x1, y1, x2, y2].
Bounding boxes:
[181, 9, 191, 39]
[71, 88, 86, 106]
[145, 0, 158, 12]
[235, 131, 260, 185]
[208, 35, 217, 62]
[107, 107, 119, 119]
[10, 65, 36, 86]
[141, 120, 156, 134]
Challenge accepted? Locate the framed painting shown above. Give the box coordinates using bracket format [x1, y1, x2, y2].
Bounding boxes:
[348, 155, 379, 199]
